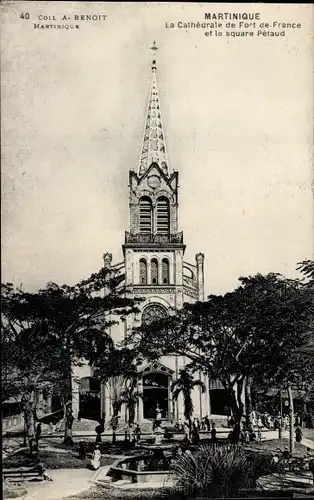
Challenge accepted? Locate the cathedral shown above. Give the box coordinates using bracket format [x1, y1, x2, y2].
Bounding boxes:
[73, 45, 229, 424]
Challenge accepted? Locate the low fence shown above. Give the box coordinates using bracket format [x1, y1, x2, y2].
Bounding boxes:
[2, 413, 24, 432]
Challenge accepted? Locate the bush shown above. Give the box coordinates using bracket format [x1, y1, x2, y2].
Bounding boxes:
[3, 489, 27, 499]
[170, 444, 256, 498]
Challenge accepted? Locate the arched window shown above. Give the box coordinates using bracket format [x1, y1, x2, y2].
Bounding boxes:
[156, 197, 170, 234]
[142, 303, 167, 325]
[139, 197, 152, 233]
[162, 259, 170, 284]
[151, 259, 158, 284]
[139, 259, 147, 284]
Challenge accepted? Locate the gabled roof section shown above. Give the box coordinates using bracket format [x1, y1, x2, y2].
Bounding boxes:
[130, 164, 178, 192]
[138, 46, 169, 178]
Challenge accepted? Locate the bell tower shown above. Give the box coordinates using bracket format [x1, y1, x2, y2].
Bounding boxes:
[120, 43, 206, 422]
[74, 43, 208, 424]
[123, 43, 185, 300]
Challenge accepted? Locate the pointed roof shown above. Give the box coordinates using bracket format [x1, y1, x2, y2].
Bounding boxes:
[138, 44, 169, 177]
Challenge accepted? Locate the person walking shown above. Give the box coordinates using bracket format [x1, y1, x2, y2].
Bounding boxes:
[295, 426, 303, 443]
[95, 423, 102, 443]
[211, 422, 217, 442]
[204, 415, 211, 432]
[135, 423, 141, 444]
[90, 445, 101, 470]
[183, 421, 190, 442]
[35, 422, 42, 451]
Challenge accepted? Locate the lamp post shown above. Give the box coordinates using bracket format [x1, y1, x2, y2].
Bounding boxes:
[281, 282, 294, 453]
[279, 389, 283, 438]
[288, 386, 294, 453]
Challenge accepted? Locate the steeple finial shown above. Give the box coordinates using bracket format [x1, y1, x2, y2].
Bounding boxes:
[150, 41, 158, 72]
[138, 42, 169, 177]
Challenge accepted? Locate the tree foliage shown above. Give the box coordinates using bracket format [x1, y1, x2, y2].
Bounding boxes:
[93, 347, 141, 438]
[128, 272, 313, 421]
[171, 369, 205, 423]
[1, 267, 139, 446]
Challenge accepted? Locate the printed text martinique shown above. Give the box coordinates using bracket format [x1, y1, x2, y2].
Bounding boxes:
[204, 13, 260, 21]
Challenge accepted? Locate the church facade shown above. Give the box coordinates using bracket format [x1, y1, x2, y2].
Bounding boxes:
[72, 49, 229, 423]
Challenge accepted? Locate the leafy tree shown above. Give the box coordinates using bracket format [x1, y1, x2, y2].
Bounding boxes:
[129, 273, 312, 423]
[120, 379, 142, 427]
[93, 347, 140, 441]
[171, 369, 205, 426]
[1, 268, 138, 448]
[297, 259, 314, 280]
[108, 375, 128, 443]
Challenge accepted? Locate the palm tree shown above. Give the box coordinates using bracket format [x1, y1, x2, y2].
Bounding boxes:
[297, 259, 314, 280]
[108, 375, 128, 443]
[108, 374, 142, 442]
[171, 369, 205, 426]
[120, 378, 142, 426]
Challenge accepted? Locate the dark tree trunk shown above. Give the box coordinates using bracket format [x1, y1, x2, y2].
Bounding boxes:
[227, 387, 243, 423]
[236, 378, 245, 423]
[245, 379, 253, 431]
[128, 405, 135, 427]
[112, 430, 116, 444]
[63, 403, 74, 446]
[24, 402, 36, 452]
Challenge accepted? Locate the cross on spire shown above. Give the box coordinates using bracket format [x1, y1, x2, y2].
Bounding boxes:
[150, 41, 158, 52]
[150, 41, 158, 72]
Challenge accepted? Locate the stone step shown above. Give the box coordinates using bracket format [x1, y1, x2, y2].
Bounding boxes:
[72, 419, 99, 433]
[111, 479, 132, 487]
[97, 476, 113, 484]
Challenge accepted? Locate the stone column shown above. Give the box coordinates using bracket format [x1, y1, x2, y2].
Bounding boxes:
[204, 375, 210, 417]
[175, 356, 179, 421]
[158, 258, 162, 285]
[71, 377, 80, 419]
[100, 382, 107, 421]
[199, 371, 203, 421]
[196, 253, 205, 301]
[168, 376, 173, 422]
[46, 390, 52, 414]
[137, 378, 143, 422]
[125, 249, 134, 286]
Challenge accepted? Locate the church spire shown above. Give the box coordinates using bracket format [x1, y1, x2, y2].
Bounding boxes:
[138, 42, 169, 177]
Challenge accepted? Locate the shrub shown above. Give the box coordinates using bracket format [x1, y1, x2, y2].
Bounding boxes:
[3, 489, 27, 499]
[170, 444, 256, 498]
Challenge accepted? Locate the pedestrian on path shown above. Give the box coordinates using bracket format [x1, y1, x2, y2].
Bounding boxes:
[135, 424, 141, 443]
[204, 415, 211, 432]
[183, 422, 190, 442]
[211, 422, 217, 442]
[95, 424, 102, 443]
[295, 426, 303, 443]
[90, 445, 101, 470]
[35, 423, 42, 450]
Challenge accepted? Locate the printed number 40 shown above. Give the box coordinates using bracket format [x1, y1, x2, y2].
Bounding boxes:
[20, 13, 30, 19]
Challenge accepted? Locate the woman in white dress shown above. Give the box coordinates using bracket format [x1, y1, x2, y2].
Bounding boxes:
[90, 445, 101, 470]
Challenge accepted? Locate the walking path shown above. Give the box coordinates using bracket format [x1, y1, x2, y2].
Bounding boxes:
[5, 427, 314, 500]
[262, 430, 314, 450]
[24, 468, 94, 500]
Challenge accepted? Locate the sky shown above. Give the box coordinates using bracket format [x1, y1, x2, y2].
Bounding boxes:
[1, 2, 313, 296]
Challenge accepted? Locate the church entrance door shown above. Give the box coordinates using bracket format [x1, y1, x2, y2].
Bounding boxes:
[210, 389, 230, 416]
[79, 377, 101, 421]
[143, 373, 169, 420]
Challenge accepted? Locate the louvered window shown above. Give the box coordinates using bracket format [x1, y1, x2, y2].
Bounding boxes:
[162, 259, 170, 284]
[151, 259, 158, 284]
[139, 259, 147, 284]
[139, 197, 152, 233]
[156, 197, 170, 234]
